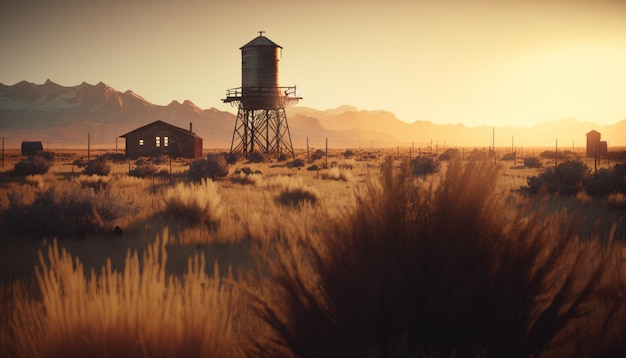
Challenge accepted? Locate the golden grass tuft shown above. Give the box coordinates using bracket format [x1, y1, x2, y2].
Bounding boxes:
[321, 167, 353, 181]
[608, 192, 626, 210]
[162, 179, 222, 226]
[4, 230, 242, 357]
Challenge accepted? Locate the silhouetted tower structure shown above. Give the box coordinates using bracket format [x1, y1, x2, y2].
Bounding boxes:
[223, 32, 301, 157]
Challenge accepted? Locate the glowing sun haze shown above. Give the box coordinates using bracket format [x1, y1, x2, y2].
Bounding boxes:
[1, 0, 625, 128]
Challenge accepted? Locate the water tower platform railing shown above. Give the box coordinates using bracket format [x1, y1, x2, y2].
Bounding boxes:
[222, 86, 301, 104]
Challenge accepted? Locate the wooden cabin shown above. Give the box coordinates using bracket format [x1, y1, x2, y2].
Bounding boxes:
[120, 120, 202, 158]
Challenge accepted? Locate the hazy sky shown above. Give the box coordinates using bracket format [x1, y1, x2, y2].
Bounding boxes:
[1, 0, 625, 127]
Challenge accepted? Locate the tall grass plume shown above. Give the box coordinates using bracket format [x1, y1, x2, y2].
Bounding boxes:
[4, 230, 241, 357]
[162, 179, 222, 227]
[250, 157, 614, 357]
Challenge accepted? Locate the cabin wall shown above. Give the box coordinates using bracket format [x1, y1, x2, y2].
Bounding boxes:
[124, 124, 201, 158]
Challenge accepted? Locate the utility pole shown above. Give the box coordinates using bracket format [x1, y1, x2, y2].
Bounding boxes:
[88, 132, 91, 162]
[512, 136, 515, 163]
[325, 137, 328, 167]
[493, 126, 496, 164]
[555, 138, 558, 166]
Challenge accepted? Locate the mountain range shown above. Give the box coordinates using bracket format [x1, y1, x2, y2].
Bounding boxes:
[1, 80, 624, 150]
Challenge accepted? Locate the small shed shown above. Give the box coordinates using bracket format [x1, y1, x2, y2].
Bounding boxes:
[21, 141, 43, 156]
[120, 120, 202, 158]
[586, 130, 607, 158]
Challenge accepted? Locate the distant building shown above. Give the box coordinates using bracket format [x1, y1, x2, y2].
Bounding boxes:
[21, 140, 43, 156]
[586, 130, 608, 158]
[120, 120, 202, 158]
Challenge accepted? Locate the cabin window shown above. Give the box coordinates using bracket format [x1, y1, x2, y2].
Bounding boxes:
[164, 136, 169, 147]
[156, 136, 160, 147]
[139, 139, 144, 146]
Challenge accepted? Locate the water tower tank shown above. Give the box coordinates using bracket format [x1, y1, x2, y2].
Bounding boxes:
[240, 32, 282, 109]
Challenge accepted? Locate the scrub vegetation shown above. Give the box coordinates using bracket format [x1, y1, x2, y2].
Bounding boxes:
[0, 148, 625, 357]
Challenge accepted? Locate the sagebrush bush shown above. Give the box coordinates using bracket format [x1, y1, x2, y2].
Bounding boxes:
[13, 154, 52, 176]
[189, 154, 229, 181]
[83, 159, 111, 176]
[246, 151, 265, 163]
[2, 180, 126, 238]
[438, 148, 459, 161]
[411, 156, 440, 176]
[524, 157, 542, 168]
[585, 163, 626, 197]
[500, 152, 516, 161]
[286, 158, 305, 168]
[311, 149, 325, 161]
[250, 157, 613, 357]
[271, 176, 319, 207]
[226, 152, 242, 164]
[74, 175, 110, 191]
[523, 160, 589, 196]
[466, 148, 489, 161]
[162, 179, 222, 226]
[129, 163, 160, 178]
[230, 172, 262, 186]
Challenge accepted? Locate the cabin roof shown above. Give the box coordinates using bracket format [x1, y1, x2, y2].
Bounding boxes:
[119, 120, 202, 139]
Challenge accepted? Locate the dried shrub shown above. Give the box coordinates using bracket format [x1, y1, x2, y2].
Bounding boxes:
[500, 152, 516, 161]
[523, 160, 590, 196]
[188, 154, 229, 181]
[286, 159, 305, 168]
[321, 167, 352, 181]
[311, 149, 325, 161]
[129, 163, 160, 178]
[2, 181, 125, 238]
[467, 148, 489, 161]
[272, 177, 319, 207]
[83, 159, 111, 176]
[608, 192, 626, 210]
[13, 153, 53, 176]
[72, 158, 86, 168]
[524, 157, 542, 168]
[585, 164, 626, 197]
[439, 148, 459, 161]
[74, 175, 110, 192]
[230, 172, 262, 186]
[246, 151, 266, 163]
[99, 152, 126, 163]
[162, 179, 222, 227]
[226, 152, 242, 164]
[411, 156, 440, 176]
[250, 157, 610, 357]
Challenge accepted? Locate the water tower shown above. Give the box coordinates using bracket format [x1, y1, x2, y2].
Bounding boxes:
[223, 31, 301, 157]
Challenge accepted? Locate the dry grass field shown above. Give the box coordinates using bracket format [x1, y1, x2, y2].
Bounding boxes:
[0, 147, 625, 357]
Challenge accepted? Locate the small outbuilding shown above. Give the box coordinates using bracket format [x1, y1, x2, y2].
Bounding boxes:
[586, 130, 608, 158]
[120, 120, 202, 158]
[21, 140, 43, 156]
